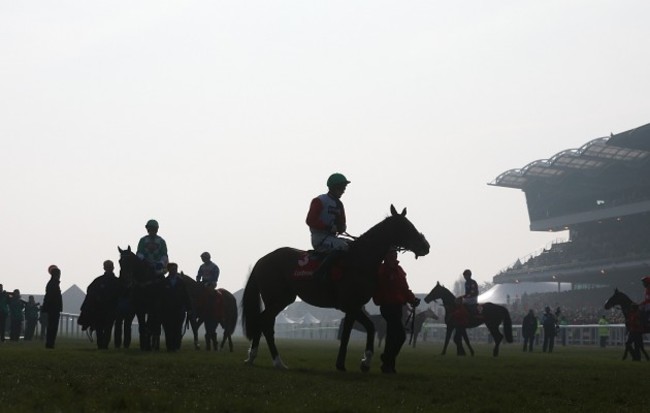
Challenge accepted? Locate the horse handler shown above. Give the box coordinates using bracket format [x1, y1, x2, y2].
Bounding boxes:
[373, 249, 420, 374]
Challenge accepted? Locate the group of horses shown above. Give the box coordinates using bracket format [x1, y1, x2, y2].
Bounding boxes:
[81, 204, 644, 371]
[79, 246, 238, 352]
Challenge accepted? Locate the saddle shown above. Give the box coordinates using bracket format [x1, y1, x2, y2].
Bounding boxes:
[291, 251, 343, 281]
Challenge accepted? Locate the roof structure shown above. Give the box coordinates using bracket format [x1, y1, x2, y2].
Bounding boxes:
[490, 123, 650, 190]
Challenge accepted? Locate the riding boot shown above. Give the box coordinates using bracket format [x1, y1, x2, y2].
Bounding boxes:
[313, 250, 344, 282]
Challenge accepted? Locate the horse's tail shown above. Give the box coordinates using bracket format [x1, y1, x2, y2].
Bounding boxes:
[219, 289, 238, 337]
[503, 307, 513, 343]
[242, 269, 262, 341]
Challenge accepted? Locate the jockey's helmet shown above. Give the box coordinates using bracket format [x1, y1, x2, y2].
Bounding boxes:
[146, 219, 159, 229]
[327, 173, 350, 188]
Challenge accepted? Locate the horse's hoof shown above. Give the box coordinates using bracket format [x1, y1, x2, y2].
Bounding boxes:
[336, 363, 346, 372]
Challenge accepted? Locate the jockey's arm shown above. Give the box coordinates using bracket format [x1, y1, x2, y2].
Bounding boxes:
[306, 198, 328, 231]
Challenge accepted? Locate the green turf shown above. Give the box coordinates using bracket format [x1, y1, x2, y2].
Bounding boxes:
[0, 337, 644, 412]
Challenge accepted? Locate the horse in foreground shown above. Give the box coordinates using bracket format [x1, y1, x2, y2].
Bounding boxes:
[180, 274, 238, 352]
[242, 205, 430, 371]
[604, 289, 649, 361]
[118, 246, 165, 351]
[424, 282, 513, 356]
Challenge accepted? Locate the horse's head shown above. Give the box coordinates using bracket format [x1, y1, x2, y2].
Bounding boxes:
[424, 281, 452, 305]
[385, 205, 430, 259]
[118, 245, 153, 284]
[604, 288, 627, 310]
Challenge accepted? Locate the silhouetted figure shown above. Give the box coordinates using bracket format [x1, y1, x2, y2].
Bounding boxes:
[373, 249, 419, 374]
[8, 289, 26, 341]
[24, 296, 40, 340]
[522, 309, 537, 352]
[43, 265, 63, 349]
[0, 284, 9, 342]
[161, 263, 190, 352]
[196, 252, 220, 289]
[542, 306, 557, 353]
[114, 276, 134, 349]
[80, 260, 120, 349]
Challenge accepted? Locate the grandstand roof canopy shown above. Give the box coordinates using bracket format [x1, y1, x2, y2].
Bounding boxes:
[490, 123, 650, 190]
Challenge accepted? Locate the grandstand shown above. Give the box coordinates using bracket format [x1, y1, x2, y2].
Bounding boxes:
[489, 122, 650, 297]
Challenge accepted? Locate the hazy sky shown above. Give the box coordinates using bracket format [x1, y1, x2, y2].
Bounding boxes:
[2, 1, 649, 300]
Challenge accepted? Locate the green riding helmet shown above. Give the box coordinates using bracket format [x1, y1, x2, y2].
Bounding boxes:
[326, 173, 351, 188]
[146, 219, 159, 229]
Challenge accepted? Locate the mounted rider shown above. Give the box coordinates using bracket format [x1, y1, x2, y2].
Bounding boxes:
[458, 269, 479, 314]
[196, 251, 220, 289]
[306, 173, 351, 279]
[136, 219, 169, 277]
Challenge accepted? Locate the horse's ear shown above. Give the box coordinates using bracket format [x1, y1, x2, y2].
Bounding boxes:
[118, 246, 123, 253]
[401, 207, 407, 217]
[390, 204, 397, 216]
[436, 281, 440, 286]
[127, 245, 132, 252]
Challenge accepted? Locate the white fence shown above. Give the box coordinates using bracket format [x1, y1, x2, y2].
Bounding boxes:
[272, 322, 633, 347]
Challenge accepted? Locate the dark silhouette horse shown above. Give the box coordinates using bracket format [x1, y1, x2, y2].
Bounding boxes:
[604, 289, 649, 361]
[179, 273, 238, 352]
[340, 307, 438, 348]
[118, 246, 165, 351]
[408, 307, 439, 348]
[242, 205, 430, 371]
[424, 282, 513, 356]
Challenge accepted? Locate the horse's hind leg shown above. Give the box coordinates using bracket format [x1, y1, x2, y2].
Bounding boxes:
[259, 306, 289, 369]
[336, 313, 356, 372]
[355, 310, 375, 373]
[441, 327, 453, 355]
[488, 324, 503, 357]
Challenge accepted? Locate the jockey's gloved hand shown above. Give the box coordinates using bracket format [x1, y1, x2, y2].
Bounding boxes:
[413, 298, 421, 307]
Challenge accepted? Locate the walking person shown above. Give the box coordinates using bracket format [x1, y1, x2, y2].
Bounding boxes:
[373, 249, 420, 374]
[522, 309, 538, 352]
[43, 265, 63, 349]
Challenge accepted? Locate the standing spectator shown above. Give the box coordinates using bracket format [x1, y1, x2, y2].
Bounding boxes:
[372, 249, 419, 374]
[0, 284, 9, 342]
[8, 289, 26, 341]
[160, 263, 190, 352]
[196, 252, 220, 289]
[558, 314, 568, 346]
[42, 265, 63, 349]
[522, 309, 538, 352]
[598, 314, 609, 348]
[24, 296, 40, 341]
[542, 306, 558, 353]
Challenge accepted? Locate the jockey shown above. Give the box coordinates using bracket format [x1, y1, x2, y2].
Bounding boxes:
[459, 269, 479, 313]
[196, 252, 220, 289]
[306, 173, 351, 280]
[136, 219, 169, 276]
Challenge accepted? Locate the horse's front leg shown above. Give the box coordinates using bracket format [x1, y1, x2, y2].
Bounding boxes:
[355, 310, 375, 373]
[454, 329, 466, 356]
[336, 313, 356, 372]
[462, 330, 475, 356]
[441, 326, 453, 355]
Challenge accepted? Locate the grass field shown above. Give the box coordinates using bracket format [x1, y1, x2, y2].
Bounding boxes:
[0, 337, 645, 413]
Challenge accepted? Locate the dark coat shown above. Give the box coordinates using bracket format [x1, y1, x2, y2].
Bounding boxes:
[42, 278, 62, 314]
[522, 312, 538, 338]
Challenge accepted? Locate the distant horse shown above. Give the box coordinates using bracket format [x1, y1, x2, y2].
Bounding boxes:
[118, 246, 165, 351]
[604, 289, 649, 361]
[424, 282, 513, 356]
[242, 205, 430, 371]
[179, 273, 238, 352]
[340, 307, 438, 348]
[408, 307, 439, 348]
